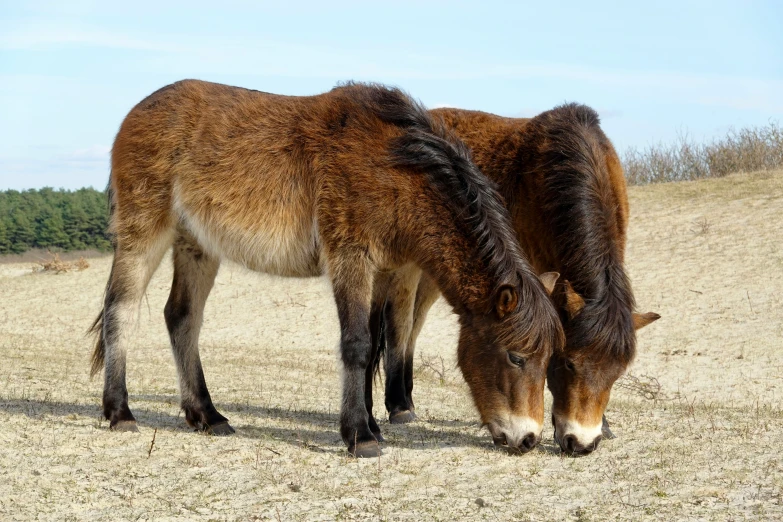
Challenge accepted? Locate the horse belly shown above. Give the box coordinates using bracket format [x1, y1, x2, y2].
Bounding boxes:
[173, 184, 323, 277]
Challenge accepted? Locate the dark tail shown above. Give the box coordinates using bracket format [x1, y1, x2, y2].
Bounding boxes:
[88, 310, 105, 377]
[88, 258, 115, 378]
[88, 177, 116, 378]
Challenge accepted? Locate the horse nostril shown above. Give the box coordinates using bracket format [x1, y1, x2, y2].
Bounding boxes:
[564, 435, 576, 454]
[521, 433, 538, 450]
[563, 434, 602, 455]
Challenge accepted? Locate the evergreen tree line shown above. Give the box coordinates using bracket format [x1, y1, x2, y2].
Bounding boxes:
[0, 187, 111, 254]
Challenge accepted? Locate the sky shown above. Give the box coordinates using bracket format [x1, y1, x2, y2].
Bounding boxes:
[1, 0, 782, 190]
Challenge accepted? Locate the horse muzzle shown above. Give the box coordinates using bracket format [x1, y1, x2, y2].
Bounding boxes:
[488, 419, 542, 454]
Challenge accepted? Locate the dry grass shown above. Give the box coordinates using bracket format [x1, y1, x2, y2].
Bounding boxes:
[31, 251, 90, 274]
[0, 170, 782, 520]
[623, 122, 783, 185]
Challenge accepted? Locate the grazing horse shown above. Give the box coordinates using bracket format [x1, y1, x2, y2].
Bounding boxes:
[89, 80, 564, 457]
[372, 104, 659, 455]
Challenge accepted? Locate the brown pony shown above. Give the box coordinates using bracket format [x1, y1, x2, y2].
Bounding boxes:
[89, 80, 564, 457]
[372, 104, 659, 455]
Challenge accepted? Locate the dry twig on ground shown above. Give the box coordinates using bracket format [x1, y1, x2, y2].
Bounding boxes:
[615, 373, 666, 401]
[32, 251, 90, 274]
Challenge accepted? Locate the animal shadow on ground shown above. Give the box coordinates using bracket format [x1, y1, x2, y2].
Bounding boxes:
[0, 395, 562, 456]
[217, 401, 491, 453]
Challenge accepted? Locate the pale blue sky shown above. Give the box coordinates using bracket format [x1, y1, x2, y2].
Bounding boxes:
[1, 0, 781, 190]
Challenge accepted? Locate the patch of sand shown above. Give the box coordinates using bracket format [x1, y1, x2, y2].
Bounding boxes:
[0, 170, 781, 520]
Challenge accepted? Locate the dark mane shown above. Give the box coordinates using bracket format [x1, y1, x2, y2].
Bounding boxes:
[336, 82, 535, 299]
[343, 83, 562, 359]
[526, 103, 636, 363]
[337, 83, 563, 362]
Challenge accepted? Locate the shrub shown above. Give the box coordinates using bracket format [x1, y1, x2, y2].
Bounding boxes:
[623, 122, 783, 185]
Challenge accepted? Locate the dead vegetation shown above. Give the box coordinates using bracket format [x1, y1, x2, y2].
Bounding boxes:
[615, 373, 665, 401]
[623, 122, 783, 185]
[31, 251, 90, 274]
[418, 353, 448, 385]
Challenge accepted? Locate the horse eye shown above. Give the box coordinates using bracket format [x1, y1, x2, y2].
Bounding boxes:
[564, 360, 576, 372]
[507, 352, 526, 368]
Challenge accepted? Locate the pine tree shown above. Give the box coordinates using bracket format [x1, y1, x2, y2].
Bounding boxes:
[0, 216, 11, 254]
[0, 187, 112, 255]
[10, 208, 36, 253]
[36, 206, 71, 249]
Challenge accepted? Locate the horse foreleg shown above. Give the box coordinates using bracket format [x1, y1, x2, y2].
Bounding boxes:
[330, 250, 380, 458]
[164, 233, 231, 435]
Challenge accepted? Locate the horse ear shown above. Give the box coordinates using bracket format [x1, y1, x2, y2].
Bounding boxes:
[496, 285, 519, 319]
[539, 272, 559, 296]
[633, 312, 660, 330]
[564, 281, 585, 319]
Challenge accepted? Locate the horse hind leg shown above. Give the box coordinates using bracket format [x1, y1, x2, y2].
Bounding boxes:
[382, 266, 424, 424]
[402, 273, 440, 417]
[365, 277, 390, 443]
[164, 232, 233, 435]
[97, 229, 174, 431]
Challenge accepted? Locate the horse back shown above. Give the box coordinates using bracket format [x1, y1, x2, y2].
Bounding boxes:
[110, 81, 335, 274]
[109, 80, 443, 278]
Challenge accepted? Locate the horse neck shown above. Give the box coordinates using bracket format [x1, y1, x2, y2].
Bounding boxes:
[448, 112, 629, 303]
[432, 106, 635, 332]
[401, 192, 521, 317]
[433, 109, 529, 182]
[441, 120, 555, 274]
[417, 232, 496, 315]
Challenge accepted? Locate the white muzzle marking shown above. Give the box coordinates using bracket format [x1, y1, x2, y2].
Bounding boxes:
[557, 418, 603, 447]
[502, 415, 543, 447]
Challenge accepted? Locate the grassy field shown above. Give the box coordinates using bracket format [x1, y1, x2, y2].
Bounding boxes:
[1, 170, 782, 521]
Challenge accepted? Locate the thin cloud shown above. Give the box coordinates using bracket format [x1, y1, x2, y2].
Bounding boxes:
[0, 22, 178, 52]
[56, 145, 111, 164]
[4, 22, 781, 114]
[0, 145, 110, 190]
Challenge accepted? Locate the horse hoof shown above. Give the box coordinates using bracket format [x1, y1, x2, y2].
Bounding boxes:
[372, 431, 385, 443]
[389, 410, 416, 424]
[350, 440, 382, 458]
[207, 422, 236, 436]
[111, 420, 139, 433]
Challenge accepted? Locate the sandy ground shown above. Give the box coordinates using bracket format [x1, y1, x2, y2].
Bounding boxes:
[1, 170, 782, 521]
